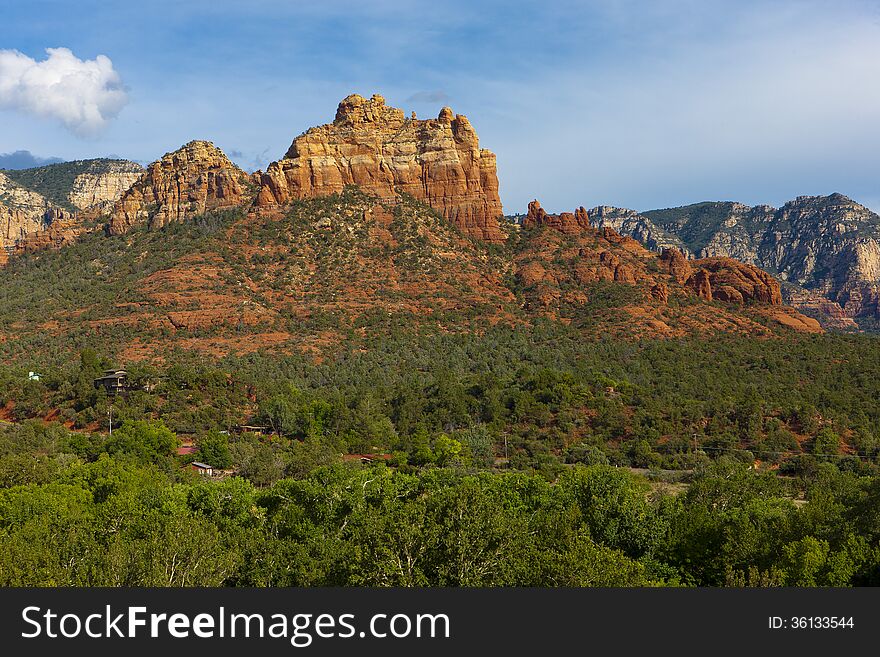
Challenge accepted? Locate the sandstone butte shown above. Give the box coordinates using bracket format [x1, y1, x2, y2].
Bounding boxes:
[523, 200, 805, 312]
[254, 93, 506, 243]
[108, 140, 251, 235]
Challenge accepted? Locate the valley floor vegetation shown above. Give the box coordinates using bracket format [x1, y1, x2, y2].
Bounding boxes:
[1, 329, 880, 586]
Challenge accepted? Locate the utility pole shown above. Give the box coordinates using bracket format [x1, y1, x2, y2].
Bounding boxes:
[108, 405, 113, 435]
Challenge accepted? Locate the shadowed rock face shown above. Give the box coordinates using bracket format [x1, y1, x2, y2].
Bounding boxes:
[108, 141, 250, 235]
[255, 94, 506, 243]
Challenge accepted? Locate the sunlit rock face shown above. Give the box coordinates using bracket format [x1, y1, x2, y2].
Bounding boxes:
[109, 141, 250, 235]
[255, 94, 506, 243]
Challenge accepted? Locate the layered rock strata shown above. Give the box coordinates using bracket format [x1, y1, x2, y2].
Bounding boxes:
[67, 160, 144, 211]
[255, 94, 505, 242]
[109, 141, 250, 235]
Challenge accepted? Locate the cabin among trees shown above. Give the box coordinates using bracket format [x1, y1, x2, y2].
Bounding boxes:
[93, 369, 129, 395]
[189, 461, 215, 477]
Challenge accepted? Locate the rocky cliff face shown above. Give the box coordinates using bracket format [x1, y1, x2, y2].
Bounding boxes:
[3, 158, 145, 212]
[256, 94, 506, 243]
[12, 211, 81, 258]
[0, 172, 62, 251]
[67, 160, 144, 211]
[653, 248, 781, 304]
[687, 257, 783, 305]
[109, 141, 251, 235]
[781, 284, 860, 331]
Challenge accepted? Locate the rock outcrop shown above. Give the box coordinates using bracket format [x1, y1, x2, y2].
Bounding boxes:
[688, 257, 783, 305]
[0, 160, 144, 264]
[256, 94, 505, 243]
[658, 248, 693, 284]
[0, 172, 59, 250]
[67, 160, 144, 211]
[524, 200, 591, 235]
[108, 141, 250, 235]
[14, 211, 81, 255]
[658, 248, 781, 304]
[527, 201, 688, 252]
[587, 205, 686, 252]
[516, 201, 818, 336]
[522, 201, 789, 307]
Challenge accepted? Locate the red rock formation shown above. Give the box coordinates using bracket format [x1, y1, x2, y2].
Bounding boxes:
[523, 200, 648, 258]
[687, 270, 713, 301]
[651, 282, 669, 304]
[691, 257, 783, 305]
[256, 94, 505, 243]
[109, 140, 250, 235]
[515, 203, 820, 336]
[0, 172, 61, 252]
[524, 201, 789, 310]
[524, 200, 591, 235]
[658, 248, 693, 284]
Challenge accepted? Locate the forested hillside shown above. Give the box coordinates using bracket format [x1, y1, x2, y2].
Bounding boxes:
[1, 420, 878, 587]
[2, 324, 880, 586]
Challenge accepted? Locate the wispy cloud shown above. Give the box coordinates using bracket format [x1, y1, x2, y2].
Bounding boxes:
[0, 47, 128, 136]
[477, 1, 880, 213]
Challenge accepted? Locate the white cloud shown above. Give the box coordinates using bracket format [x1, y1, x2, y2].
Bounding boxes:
[0, 47, 128, 136]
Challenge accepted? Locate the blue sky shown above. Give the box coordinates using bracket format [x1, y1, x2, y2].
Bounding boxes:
[1, 0, 879, 213]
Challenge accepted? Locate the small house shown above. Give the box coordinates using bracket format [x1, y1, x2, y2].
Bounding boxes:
[94, 369, 128, 395]
[190, 461, 215, 477]
[27, 371, 43, 381]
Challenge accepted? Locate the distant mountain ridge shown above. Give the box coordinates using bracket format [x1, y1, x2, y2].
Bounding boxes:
[632, 194, 880, 327]
[0, 158, 146, 263]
